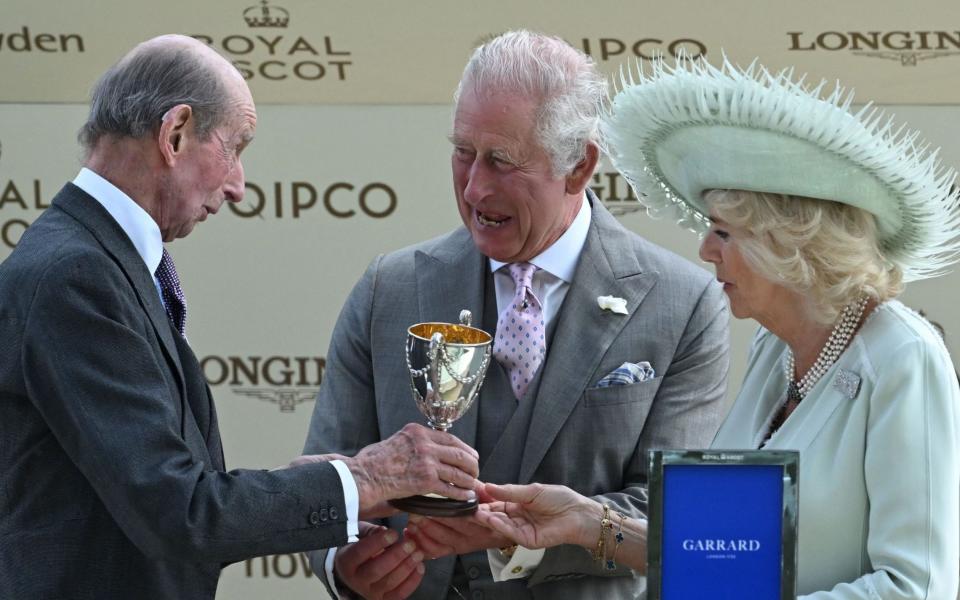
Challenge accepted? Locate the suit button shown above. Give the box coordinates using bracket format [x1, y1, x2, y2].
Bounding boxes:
[309, 511, 321, 525]
[330, 507, 339, 520]
[467, 566, 480, 579]
[319, 508, 329, 521]
[471, 591, 483, 600]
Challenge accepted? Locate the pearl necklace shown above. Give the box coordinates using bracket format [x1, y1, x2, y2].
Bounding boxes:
[784, 296, 868, 401]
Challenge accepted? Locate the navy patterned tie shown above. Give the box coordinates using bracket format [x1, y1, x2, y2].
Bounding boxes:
[156, 248, 187, 336]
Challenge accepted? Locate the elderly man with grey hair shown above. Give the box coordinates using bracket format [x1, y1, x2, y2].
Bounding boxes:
[0, 34, 481, 599]
[304, 29, 730, 599]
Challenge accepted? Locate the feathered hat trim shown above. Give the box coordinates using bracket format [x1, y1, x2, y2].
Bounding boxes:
[603, 56, 960, 281]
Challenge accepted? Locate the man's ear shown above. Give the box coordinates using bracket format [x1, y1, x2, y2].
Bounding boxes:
[564, 142, 600, 195]
[158, 104, 193, 166]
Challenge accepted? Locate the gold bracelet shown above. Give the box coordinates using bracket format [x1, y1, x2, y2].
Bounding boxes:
[606, 511, 625, 570]
[592, 504, 614, 564]
[499, 544, 518, 559]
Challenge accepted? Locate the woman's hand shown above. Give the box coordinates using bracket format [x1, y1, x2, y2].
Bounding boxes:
[474, 482, 598, 550]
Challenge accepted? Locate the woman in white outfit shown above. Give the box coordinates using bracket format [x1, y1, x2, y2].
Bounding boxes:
[476, 57, 960, 599]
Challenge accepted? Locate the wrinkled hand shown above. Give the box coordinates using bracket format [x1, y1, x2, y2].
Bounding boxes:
[271, 453, 349, 471]
[342, 423, 480, 518]
[404, 512, 512, 558]
[474, 482, 597, 550]
[335, 522, 425, 600]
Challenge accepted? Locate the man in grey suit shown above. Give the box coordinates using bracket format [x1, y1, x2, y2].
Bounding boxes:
[304, 30, 729, 599]
[0, 35, 480, 600]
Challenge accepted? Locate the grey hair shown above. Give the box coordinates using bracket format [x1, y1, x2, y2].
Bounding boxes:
[78, 43, 230, 152]
[705, 189, 904, 324]
[454, 30, 607, 177]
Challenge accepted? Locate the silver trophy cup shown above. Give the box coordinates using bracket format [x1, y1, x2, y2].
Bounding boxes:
[389, 310, 491, 516]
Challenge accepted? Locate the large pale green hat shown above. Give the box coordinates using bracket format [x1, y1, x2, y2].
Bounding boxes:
[603, 56, 960, 281]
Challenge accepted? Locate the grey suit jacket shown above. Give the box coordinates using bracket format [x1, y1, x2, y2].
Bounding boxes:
[0, 184, 350, 600]
[305, 197, 729, 599]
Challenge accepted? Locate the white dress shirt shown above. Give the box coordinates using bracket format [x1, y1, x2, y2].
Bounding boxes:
[73, 168, 165, 299]
[71, 168, 360, 560]
[489, 193, 591, 325]
[486, 194, 591, 581]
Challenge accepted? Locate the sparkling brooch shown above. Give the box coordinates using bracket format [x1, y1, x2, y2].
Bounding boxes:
[833, 369, 861, 399]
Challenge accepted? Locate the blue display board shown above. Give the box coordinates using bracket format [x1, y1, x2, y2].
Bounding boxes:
[647, 451, 799, 600]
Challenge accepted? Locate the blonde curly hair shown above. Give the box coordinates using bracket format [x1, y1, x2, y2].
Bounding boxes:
[705, 189, 903, 324]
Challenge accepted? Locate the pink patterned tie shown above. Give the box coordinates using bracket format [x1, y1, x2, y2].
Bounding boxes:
[493, 262, 546, 399]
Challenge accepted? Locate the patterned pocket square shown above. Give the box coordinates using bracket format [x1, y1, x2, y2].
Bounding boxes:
[596, 361, 655, 388]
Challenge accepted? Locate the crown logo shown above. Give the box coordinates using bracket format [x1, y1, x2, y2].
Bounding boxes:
[243, 1, 289, 28]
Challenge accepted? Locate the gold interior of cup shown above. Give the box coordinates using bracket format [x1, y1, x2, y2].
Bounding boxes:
[409, 322, 491, 345]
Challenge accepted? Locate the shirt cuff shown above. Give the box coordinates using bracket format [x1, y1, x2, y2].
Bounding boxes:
[329, 459, 359, 542]
[323, 547, 349, 599]
[487, 546, 546, 581]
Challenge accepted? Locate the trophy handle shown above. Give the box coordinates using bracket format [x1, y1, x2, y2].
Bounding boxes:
[429, 331, 445, 358]
[459, 310, 472, 327]
[427, 331, 446, 430]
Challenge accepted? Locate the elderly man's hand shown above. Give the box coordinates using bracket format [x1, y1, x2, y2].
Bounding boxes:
[335, 522, 424, 600]
[341, 423, 479, 519]
[403, 513, 513, 558]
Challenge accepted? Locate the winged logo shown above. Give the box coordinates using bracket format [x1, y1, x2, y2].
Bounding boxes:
[232, 388, 317, 412]
[602, 199, 645, 217]
[852, 50, 960, 66]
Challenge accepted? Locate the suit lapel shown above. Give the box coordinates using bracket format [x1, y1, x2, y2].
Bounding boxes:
[768, 363, 859, 452]
[519, 200, 658, 483]
[414, 229, 487, 448]
[171, 321, 225, 469]
[53, 184, 188, 415]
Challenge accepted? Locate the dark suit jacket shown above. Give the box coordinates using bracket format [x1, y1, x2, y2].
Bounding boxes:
[305, 195, 730, 599]
[0, 184, 349, 599]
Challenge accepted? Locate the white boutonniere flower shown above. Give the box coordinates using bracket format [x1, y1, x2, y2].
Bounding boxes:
[597, 295, 629, 315]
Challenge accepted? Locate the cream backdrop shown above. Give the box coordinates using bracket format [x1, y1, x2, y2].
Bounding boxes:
[2, 1, 960, 599]
[1, 102, 959, 599]
[3, 0, 960, 104]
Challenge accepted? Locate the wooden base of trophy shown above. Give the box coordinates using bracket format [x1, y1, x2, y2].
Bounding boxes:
[389, 494, 478, 517]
